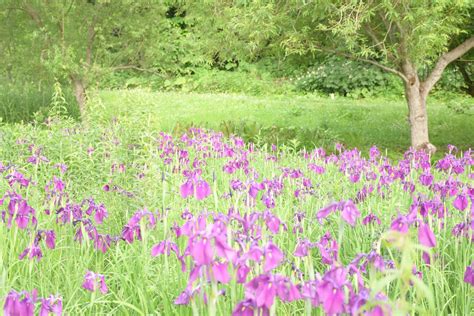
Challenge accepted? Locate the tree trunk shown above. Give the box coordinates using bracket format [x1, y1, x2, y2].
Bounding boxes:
[405, 85, 435, 153]
[71, 75, 87, 116]
[402, 63, 436, 154]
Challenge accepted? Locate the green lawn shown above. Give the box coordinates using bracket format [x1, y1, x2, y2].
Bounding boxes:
[94, 90, 473, 156]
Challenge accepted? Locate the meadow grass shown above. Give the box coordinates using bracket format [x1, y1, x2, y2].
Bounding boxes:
[0, 101, 472, 315]
[94, 90, 473, 158]
[0, 84, 79, 123]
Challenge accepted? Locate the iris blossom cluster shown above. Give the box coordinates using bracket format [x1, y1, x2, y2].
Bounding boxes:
[3, 289, 62, 316]
[1, 128, 473, 315]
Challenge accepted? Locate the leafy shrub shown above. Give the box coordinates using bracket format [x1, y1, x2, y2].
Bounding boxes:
[167, 68, 294, 95]
[293, 56, 401, 97]
[432, 66, 467, 93]
[98, 65, 294, 95]
[445, 95, 474, 115]
[99, 72, 166, 90]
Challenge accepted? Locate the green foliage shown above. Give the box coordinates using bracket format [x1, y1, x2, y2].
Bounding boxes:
[1, 1, 470, 100]
[170, 68, 293, 95]
[433, 66, 469, 93]
[0, 83, 79, 123]
[99, 72, 166, 90]
[98, 66, 295, 95]
[294, 56, 402, 97]
[0, 2, 188, 90]
[445, 95, 474, 115]
[307, 1, 473, 68]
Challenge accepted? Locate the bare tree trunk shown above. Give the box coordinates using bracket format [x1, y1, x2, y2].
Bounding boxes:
[71, 75, 87, 116]
[405, 85, 435, 153]
[402, 62, 436, 154]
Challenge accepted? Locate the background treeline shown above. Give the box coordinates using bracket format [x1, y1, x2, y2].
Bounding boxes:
[0, 1, 472, 123]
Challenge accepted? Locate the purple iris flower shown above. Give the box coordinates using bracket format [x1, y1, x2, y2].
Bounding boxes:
[195, 179, 211, 200]
[419, 172, 433, 186]
[317, 232, 339, 265]
[390, 215, 411, 233]
[189, 237, 213, 265]
[464, 262, 474, 286]
[362, 213, 381, 225]
[211, 261, 231, 284]
[19, 244, 42, 261]
[316, 202, 339, 223]
[151, 240, 180, 257]
[39, 295, 63, 316]
[45, 230, 56, 249]
[418, 223, 436, 248]
[293, 239, 315, 257]
[3, 289, 37, 316]
[54, 163, 68, 174]
[316, 266, 348, 315]
[151, 240, 186, 271]
[245, 273, 299, 309]
[452, 221, 467, 236]
[93, 204, 108, 224]
[317, 200, 360, 226]
[26, 146, 49, 165]
[300, 280, 320, 307]
[7, 171, 30, 188]
[453, 194, 469, 211]
[369, 145, 380, 159]
[174, 287, 195, 305]
[263, 242, 284, 272]
[180, 175, 211, 201]
[2, 194, 37, 230]
[264, 211, 283, 234]
[232, 298, 269, 316]
[121, 210, 156, 243]
[341, 200, 360, 226]
[82, 271, 108, 294]
[236, 263, 251, 284]
[20, 230, 57, 260]
[244, 245, 263, 262]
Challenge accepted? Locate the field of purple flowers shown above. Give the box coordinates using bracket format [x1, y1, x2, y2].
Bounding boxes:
[0, 117, 472, 315]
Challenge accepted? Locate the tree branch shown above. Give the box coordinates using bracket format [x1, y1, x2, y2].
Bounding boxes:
[422, 36, 474, 96]
[23, 3, 44, 28]
[320, 48, 408, 83]
[363, 24, 397, 61]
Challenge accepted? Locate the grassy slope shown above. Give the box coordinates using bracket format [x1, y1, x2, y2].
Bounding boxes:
[95, 90, 473, 155]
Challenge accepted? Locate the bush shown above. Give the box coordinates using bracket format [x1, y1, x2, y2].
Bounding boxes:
[293, 56, 402, 97]
[173, 68, 293, 95]
[432, 66, 467, 93]
[99, 67, 295, 95]
[98, 71, 167, 90]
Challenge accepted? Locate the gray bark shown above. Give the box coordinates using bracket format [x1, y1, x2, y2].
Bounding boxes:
[71, 75, 87, 116]
[402, 61, 436, 154]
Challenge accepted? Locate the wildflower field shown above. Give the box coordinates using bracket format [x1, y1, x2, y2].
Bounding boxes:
[0, 110, 472, 315]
